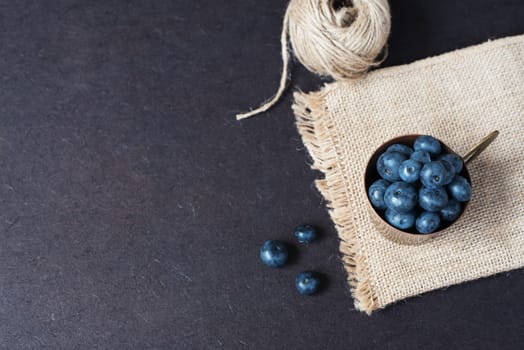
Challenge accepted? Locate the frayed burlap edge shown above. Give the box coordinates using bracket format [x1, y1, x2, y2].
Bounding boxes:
[292, 88, 378, 314]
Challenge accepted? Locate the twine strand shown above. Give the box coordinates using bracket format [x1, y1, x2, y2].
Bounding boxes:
[236, 6, 291, 121]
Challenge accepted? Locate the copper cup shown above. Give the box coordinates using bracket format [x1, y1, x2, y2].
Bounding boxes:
[364, 131, 499, 245]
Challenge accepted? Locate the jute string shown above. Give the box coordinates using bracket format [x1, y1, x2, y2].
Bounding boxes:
[236, 0, 391, 120]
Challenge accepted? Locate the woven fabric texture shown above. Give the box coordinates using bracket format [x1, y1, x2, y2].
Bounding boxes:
[293, 34, 524, 314]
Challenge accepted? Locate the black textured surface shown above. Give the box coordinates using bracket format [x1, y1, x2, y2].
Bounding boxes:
[0, 1, 523, 349]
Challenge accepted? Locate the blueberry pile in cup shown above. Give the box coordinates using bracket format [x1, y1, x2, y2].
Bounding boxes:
[368, 135, 472, 234]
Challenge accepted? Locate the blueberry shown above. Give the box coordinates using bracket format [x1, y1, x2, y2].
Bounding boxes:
[387, 144, 413, 156]
[294, 224, 317, 243]
[448, 176, 472, 202]
[295, 271, 321, 295]
[399, 159, 422, 183]
[411, 150, 432, 164]
[260, 240, 288, 267]
[414, 135, 442, 156]
[420, 161, 453, 189]
[419, 186, 449, 212]
[376, 151, 407, 181]
[385, 208, 416, 230]
[384, 182, 418, 213]
[439, 159, 456, 185]
[439, 153, 463, 174]
[440, 199, 462, 221]
[368, 179, 390, 209]
[416, 212, 441, 234]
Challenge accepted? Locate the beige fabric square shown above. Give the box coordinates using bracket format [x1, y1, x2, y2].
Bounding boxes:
[293, 35, 524, 314]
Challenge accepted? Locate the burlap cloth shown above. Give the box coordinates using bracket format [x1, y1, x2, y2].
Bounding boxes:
[293, 35, 524, 314]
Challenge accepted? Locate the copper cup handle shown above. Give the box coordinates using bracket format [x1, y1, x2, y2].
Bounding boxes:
[461, 130, 499, 165]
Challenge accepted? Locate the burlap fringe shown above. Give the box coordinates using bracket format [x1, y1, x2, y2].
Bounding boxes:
[293, 88, 378, 314]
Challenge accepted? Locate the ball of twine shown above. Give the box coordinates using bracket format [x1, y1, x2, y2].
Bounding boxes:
[237, 0, 391, 120]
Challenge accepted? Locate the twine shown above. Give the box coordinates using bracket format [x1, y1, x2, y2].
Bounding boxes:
[236, 0, 391, 120]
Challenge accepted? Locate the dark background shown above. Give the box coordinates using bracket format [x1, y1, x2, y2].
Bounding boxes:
[0, 0, 522, 349]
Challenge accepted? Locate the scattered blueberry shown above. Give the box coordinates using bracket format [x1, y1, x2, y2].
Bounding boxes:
[376, 151, 407, 182]
[385, 208, 416, 230]
[448, 176, 472, 202]
[384, 182, 418, 213]
[294, 224, 317, 243]
[419, 186, 449, 212]
[439, 153, 463, 174]
[295, 271, 321, 295]
[387, 144, 414, 156]
[420, 161, 453, 189]
[440, 199, 462, 221]
[414, 135, 442, 155]
[411, 150, 432, 164]
[399, 159, 422, 183]
[416, 212, 441, 234]
[368, 179, 391, 210]
[260, 240, 288, 267]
